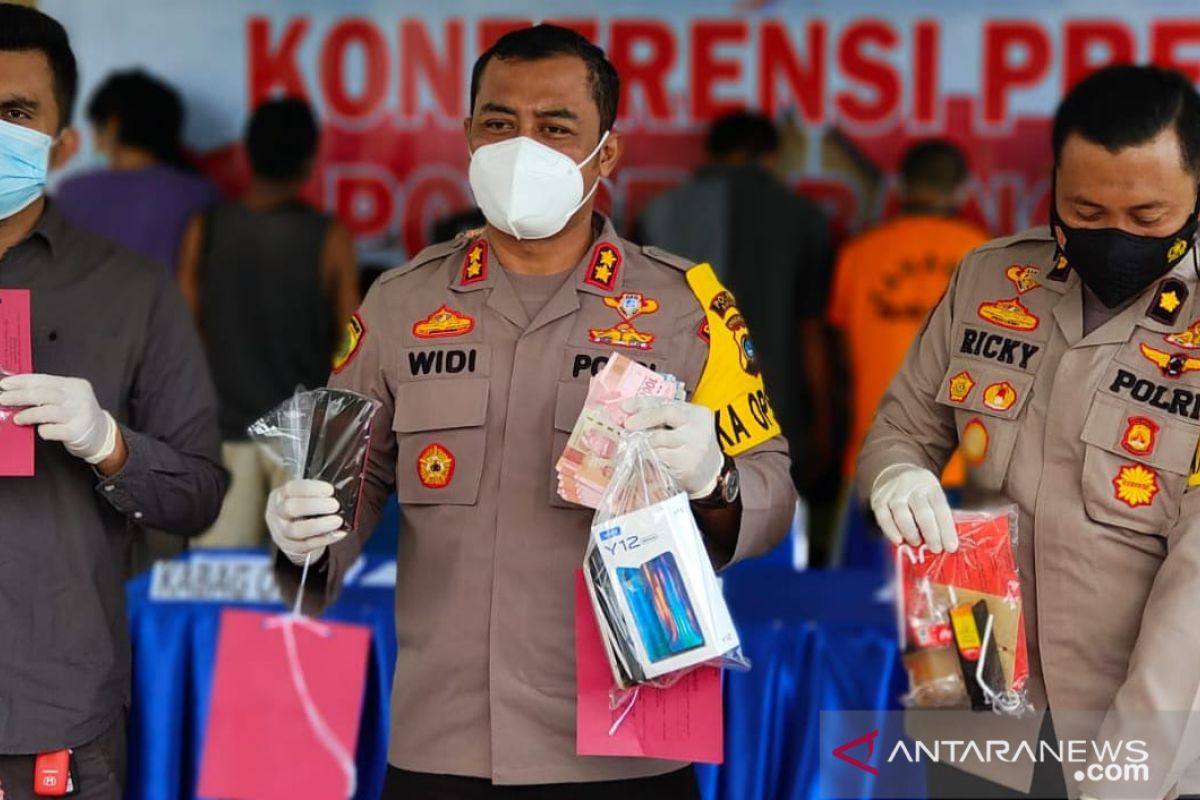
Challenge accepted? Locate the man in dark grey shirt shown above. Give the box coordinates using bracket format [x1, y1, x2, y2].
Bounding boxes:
[0, 6, 226, 797]
[636, 112, 835, 486]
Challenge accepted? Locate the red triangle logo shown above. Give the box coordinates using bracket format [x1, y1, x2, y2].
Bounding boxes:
[832, 729, 880, 775]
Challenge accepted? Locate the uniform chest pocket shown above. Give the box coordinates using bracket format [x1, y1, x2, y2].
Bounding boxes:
[936, 359, 1036, 492]
[548, 381, 592, 510]
[1079, 393, 1193, 535]
[392, 377, 489, 505]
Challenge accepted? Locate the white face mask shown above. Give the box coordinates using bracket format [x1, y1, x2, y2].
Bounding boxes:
[468, 132, 608, 240]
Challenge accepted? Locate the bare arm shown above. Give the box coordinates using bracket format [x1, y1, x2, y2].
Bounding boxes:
[176, 214, 205, 325]
[321, 219, 361, 330]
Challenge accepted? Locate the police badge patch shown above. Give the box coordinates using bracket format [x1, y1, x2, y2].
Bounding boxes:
[332, 313, 366, 373]
[417, 443, 455, 489]
[602, 292, 660, 322]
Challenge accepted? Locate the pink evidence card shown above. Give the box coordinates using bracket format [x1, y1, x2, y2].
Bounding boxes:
[0, 289, 33, 477]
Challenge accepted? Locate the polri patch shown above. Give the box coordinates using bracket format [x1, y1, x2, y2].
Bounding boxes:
[977, 297, 1039, 332]
[1166, 320, 1200, 350]
[588, 322, 654, 351]
[983, 381, 1017, 412]
[1168, 237, 1190, 263]
[1139, 343, 1200, 379]
[332, 313, 366, 373]
[961, 418, 989, 465]
[1121, 416, 1159, 458]
[947, 371, 976, 403]
[1113, 463, 1158, 508]
[603, 291, 659, 321]
[1005, 265, 1041, 294]
[413, 305, 475, 339]
[417, 443, 455, 489]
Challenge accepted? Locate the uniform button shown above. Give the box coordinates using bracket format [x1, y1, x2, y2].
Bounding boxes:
[104, 485, 115, 493]
[133, 511, 144, 520]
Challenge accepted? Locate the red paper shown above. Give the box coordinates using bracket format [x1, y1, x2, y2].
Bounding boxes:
[895, 510, 1029, 690]
[198, 609, 371, 800]
[0, 289, 33, 477]
[574, 569, 724, 763]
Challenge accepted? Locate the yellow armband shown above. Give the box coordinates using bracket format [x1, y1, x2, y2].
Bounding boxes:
[686, 263, 782, 456]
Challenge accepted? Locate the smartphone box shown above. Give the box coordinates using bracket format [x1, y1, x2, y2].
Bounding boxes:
[586, 492, 739, 684]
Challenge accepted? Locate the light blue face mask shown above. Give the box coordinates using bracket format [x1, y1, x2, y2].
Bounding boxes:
[0, 119, 52, 220]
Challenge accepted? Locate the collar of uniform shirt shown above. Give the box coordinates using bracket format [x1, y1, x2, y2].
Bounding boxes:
[18, 198, 66, 257]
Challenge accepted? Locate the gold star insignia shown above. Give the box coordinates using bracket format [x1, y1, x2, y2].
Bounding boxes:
[599, 249, 617, 269]
[593, 263, 613, 282]
[465, 247, 483, 278]
[1160, 290, 1182, 313]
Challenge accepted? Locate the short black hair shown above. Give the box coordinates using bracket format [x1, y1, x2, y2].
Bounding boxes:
[245, 97, 319, 182]
[470, 24, 620, 134]
[900, 139, 970, 192]
[87, 70, 184, 165]
[1053, 64, 1200, 176]
[0, 3, 78, 128]
[705, 111, 780, 160]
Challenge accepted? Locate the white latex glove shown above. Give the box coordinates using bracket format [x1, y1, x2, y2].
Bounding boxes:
[266, 479, 346, 565]
[0, 373, 117, 464]
[869, 464, 958, 553]
[623, 398, 724, 498]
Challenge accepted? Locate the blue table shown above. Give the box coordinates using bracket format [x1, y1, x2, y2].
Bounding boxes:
[126, 555, 902, 800]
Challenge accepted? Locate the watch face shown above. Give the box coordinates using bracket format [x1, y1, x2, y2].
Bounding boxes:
[722, 464, 740, 504]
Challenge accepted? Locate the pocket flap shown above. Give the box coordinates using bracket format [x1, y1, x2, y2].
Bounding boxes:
[554, 381, 590, 433]
[393, 378, 489, 432]
[1081, 393, 1196, 475]
[936, 360, 1036, 420]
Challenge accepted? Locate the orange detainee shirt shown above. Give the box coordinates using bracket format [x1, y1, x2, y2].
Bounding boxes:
[829, 214, 990, 484]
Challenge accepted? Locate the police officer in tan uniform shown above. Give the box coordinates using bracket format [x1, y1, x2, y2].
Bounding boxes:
[265, 25, 796, 799]
[861, 65, 1200, 798]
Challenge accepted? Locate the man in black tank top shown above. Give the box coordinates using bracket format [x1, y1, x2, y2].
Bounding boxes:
[177, 98, 360, 547]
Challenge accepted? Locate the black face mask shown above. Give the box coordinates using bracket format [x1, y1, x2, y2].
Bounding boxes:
[1050, 189, 1200, 309]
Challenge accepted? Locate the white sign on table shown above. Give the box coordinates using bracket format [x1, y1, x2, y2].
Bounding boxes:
[150, 555, 282, 603]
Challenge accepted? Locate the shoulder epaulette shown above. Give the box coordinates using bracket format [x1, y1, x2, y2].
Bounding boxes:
[640, 244, 697, 272]
[380, 238, 469, 284]
[972, 225, 1054, 255]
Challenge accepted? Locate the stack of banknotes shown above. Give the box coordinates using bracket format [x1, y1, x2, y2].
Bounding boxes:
[556, 353, 685, 508]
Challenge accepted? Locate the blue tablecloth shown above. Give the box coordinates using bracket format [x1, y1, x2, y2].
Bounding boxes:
[126, 555, 902, 800]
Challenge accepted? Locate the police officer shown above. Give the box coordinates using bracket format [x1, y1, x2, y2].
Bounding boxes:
[266, 25, 796, 799]
[861, 65, 1200, 797]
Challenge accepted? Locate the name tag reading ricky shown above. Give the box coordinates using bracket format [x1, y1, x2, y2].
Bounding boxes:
[150, 556, 283, 604]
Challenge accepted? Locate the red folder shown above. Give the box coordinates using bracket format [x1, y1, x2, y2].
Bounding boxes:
[198, 609, 370, 800]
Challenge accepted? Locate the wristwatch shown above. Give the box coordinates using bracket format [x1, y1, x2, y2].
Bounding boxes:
[692, 455, 740, 508]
